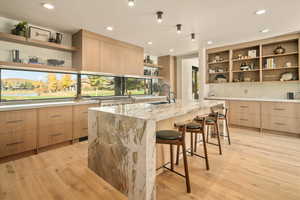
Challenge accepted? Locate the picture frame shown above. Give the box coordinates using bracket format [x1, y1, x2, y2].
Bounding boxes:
[29, 26, 51, 42]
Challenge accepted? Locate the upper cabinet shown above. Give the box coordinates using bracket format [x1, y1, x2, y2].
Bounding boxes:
[72, 29, 144, 76]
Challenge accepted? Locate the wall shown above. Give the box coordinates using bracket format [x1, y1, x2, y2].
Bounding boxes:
[209, 82, 300, 99]
[0, 16, 72, 67]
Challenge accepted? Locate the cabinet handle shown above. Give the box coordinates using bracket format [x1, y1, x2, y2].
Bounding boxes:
[6, 141, 24, 146]
[51, 133, 63, 137]
[6, 120, 24, 124]
[82, 128, 88, 130]
[240, 118, 248, 121]
[240, 106, 249, 108]
[274, 122, 286, 126]
[50, 115, 62, 118]
[273, 108, 285, 111]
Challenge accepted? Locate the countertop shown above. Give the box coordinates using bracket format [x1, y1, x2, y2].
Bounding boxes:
[205, 97, 300, 103]
[0, 96, 167, 112]
[90, 100, 224, 121]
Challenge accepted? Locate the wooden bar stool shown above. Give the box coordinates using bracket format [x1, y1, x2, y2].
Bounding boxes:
[195, 113, 222, 155]
[175, 118, 210, 170]
[210, 106, 231, 145]
[156, 125, 191, 193]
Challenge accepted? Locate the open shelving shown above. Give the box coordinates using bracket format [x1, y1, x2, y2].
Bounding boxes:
[207, 50, 230, 83]
[206, 34, 300, 84]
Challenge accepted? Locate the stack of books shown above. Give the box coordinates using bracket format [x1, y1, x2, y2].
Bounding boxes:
[265, 58, 275, 69]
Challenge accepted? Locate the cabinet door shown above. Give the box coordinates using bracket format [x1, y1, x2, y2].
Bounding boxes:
[83, 36, 101, 72]
[122, 47, 143, 76]
[101, 41, 122, 74]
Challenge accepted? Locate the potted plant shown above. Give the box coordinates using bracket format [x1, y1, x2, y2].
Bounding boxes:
[11, 21, 28, 37]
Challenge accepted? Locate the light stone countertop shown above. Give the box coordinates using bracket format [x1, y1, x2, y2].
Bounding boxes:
[205, 97, 300, 103]
[89, 100, 224, 121]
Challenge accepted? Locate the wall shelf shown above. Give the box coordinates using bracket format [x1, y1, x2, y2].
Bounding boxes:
[262, 66, 299, 71]
[262, 52, 298, 58]
[209, 71, 229, 74]
[232, 57, 259, 62]
[144, 63, 162, 69]
[0, 61, 78, 73]
[0, 32, 77, 52]
[232, 69, 260, 73]
[208, 60, 229, 65]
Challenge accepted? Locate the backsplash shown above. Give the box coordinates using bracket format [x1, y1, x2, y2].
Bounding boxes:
[0, 16, 72, 67]
[208, 82, 300, 99]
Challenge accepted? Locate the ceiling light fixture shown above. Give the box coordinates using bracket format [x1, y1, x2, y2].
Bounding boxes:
[169, 49, 174, 52]
[106, 26, 114, 31]
[42, 3, 55, 10]
[156, 11, 163, 23]
[176, 24, 182, 34]
[147, 41, 153, 45]
[255, 9, 266, 15]
[191, 33, 196, 41]
[128, 0, 135, 7]
[207, 40, 213, 45]
[260, 28, 270, 33]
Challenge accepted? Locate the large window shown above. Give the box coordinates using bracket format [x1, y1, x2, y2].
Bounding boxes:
[81, 74, 122, 97]
[125, 78, 152, 95]
[0, 69, 77, 101]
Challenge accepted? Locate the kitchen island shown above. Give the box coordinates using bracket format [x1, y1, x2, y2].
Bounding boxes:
[88, 100, 223, 200]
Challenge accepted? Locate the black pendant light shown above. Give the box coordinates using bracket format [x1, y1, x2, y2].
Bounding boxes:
[176, 24, 182, 34]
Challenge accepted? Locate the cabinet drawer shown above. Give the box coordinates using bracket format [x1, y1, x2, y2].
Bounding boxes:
[230, 101, 260, 115]
[262, 102, 300, 119]
[0, 130, 37, 157]
[39, 106, 73, 127]
[230, 112, 260, 128]
[262, 115, 300, 134]
[38, 123, 72, 148]
[0, 109, 37, 131]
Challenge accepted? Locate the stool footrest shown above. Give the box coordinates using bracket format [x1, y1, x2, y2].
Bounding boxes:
[156, 162, 186, 178]
[186, 150, 207, 160]
[207, 142, 220, 146]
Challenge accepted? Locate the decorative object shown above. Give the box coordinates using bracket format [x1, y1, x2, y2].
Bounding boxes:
[215, 74, 227, 83]
[240, 62, 250, 71]
[145, 55, 153, 64]
[244, 77, 251, 82]
[285, 62, 292, 68]
[55, 32, 63, 44]
[11, 49, 21, 63]
[11, 21, 28, 37]
[280, 72, 294, 81]
[273, 45, 286, 55]
[248, 50, 257, 58]
[47, 59, 65, 66]
[29, 26, 51, 42]
[48, 36, 56, 43]
[238, 54, 243, 59]
[28, 56, 39, 64]
[265, 58, 275, 69]
[209, 69, 215, 73]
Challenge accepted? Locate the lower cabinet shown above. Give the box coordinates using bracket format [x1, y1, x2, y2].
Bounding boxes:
[0, 109, 37, 157]
[73, 104, 98, 139]
[38, 106, 73, 148]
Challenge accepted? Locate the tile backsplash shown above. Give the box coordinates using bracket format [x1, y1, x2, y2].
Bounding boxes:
[209, 82, 300, 99]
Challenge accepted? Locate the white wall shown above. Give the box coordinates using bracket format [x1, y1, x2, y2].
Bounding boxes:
[0, 16, 72, 67]
[176, 56, 198, 101]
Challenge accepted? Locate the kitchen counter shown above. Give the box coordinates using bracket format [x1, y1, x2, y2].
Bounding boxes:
[88, 100, 223, 200]
[205, 97, 300, 103]
[0, 96, 166, 111]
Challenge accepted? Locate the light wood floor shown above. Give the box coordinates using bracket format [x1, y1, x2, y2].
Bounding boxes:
[1, 128, 300, 200]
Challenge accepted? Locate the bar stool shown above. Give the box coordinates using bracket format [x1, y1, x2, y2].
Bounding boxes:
[195, 113, 222, 155]
[210, 106, 231, 145]
[175, 118, 209, 170]
[156, 125, 191, 193]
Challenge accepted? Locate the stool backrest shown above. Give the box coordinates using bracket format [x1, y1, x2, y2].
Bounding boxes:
[211, 104, 228, 117]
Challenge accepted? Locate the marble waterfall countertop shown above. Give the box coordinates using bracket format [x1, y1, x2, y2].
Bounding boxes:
[205, 96, 300, 103]
[89, 100, 224, 121]
[88, 99, 224, 200]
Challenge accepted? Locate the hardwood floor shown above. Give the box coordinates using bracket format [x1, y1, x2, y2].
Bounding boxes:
[1, 127, 300, 200]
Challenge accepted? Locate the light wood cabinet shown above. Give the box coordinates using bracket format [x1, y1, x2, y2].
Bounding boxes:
[72, 29, 144, 75]
[73, 104, 98, 139]
[38, 106, 73, 148]
[0, 109, 37, 157]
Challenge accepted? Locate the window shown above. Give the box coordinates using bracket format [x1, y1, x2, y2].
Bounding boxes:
[0, 69, 77, 101]
[81, 74, 123, 97]
[125, 78, 152, 95]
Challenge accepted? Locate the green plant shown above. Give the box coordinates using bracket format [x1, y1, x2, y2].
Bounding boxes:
[11, 21, 28, 37]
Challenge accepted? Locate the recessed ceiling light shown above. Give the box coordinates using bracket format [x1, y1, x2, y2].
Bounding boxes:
[207, 41, 213, 45]
[147, 41, 153, 45]
[255, 9, 266, 15]
[106, 26, 114, 31]
[169, 49, 174, 52]
[42, 3, 55, 10]
[260, 28, 270, 33]
[128, 0, 135, 7]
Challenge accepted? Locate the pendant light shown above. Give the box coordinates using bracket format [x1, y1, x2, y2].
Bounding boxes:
[176, 24, 182, 34]
[191, 33, 195, 41]
[156, 11, 163, 23]
[128, 0, 135, 7]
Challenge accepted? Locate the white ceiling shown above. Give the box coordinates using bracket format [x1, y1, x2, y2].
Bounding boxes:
[0, 0, 300, 56]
